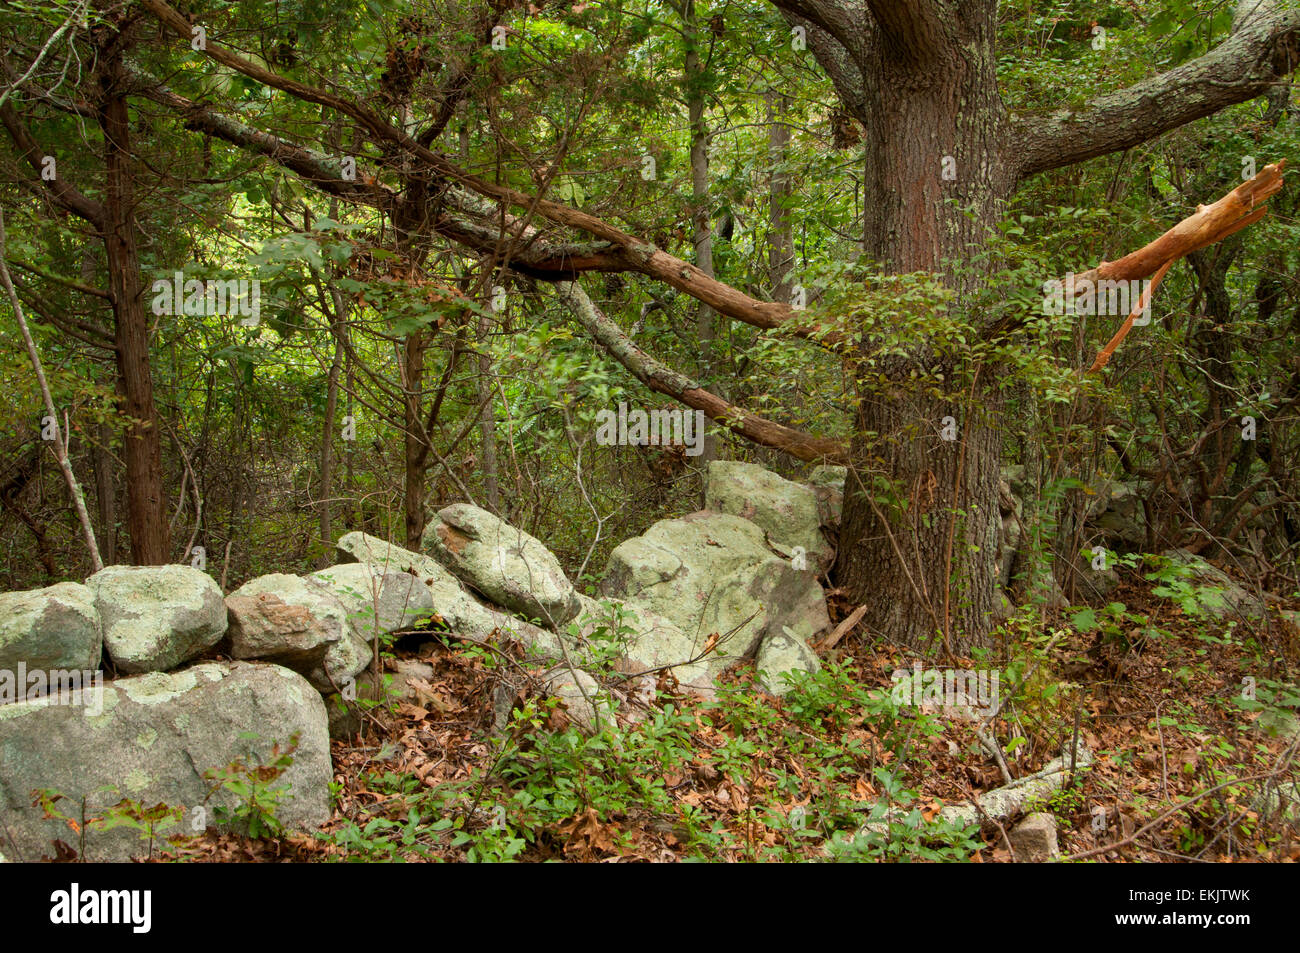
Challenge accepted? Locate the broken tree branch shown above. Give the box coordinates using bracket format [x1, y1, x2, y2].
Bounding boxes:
[984, 161, 1287, 346]
[1075, 161, 1286, 288]
[555, 280, 849, 464]
[1087, 258, 1173, 374]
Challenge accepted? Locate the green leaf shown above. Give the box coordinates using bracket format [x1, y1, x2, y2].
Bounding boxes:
[1071, 608, 1098, 631]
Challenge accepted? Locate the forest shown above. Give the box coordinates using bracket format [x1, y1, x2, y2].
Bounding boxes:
[0, 0, 1298, 866]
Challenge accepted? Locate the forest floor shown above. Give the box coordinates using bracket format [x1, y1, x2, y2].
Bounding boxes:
[157, 581, 1300, 863]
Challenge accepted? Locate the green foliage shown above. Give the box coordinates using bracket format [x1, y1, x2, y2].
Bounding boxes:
[1142, 554, 1228, 618]
[324, 652, 974, 862]
[1071, 600, 1168, 652]
[823, 786, 982, 863]
[202, 732, 301, 839]
[33, 786, 183, 861]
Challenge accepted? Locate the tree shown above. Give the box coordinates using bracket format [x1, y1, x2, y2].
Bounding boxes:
[763, 0, 1300, 651]
[22, 0, 1288, 645]
[1, 1, 172, 565]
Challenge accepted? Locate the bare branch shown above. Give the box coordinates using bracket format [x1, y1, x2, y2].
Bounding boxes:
[0, 208, 103, 572]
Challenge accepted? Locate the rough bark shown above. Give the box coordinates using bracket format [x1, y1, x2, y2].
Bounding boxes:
[773, 0, 1013, 652]
[98, 36, 170, 564]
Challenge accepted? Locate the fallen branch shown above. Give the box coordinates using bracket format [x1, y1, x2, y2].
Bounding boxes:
[1061, 772, 1274, 862]
[138, 0, 848, 344]
[817, 604, 867, 651]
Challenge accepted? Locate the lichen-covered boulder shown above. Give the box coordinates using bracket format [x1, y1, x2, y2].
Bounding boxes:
[1009, 812, 1060, 861]
[602, 512, 829, 682]
[1159, 549, 1265, 620]
[336, 531, 564, 657]
[308, 564, 436, 640]
[807, 464, 847, 527]
[324, 658, 438, 739]
[87, 566, 225, 674]
[572, 593, 711, 690]
[335, 531, 451, 586]
[1090, 481, 1144, 548]
[0, 661, 330, 862]
[706, 461, 833, 569]
[755, 626, 821, 696]
[0, 582, 101, 675]
[224, 573, 370, 693]
[997, 502, 1022, 592]
[540, 665, 615, 733]
[422, 504, 580, 627]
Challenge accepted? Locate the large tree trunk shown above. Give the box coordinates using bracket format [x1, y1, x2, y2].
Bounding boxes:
[98, 32, 170, 565]
[829, 2, 1013, 654]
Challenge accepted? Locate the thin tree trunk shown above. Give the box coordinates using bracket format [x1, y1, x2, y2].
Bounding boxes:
[403, 330, 426, 548]
[317, 173, 345, 562]
[93, 415, 117, 565]
[319, 289, 344, 562]
[83, 245, 117, 564]
[0, 209, 103, 572]
[465, 127, 500, 513]
[767, 90, 794, 305]
[344, 338, 356, 529]
[476, 319, 500, 514]
[475, 310, 499, 512]
[683, 0, 719, 466]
